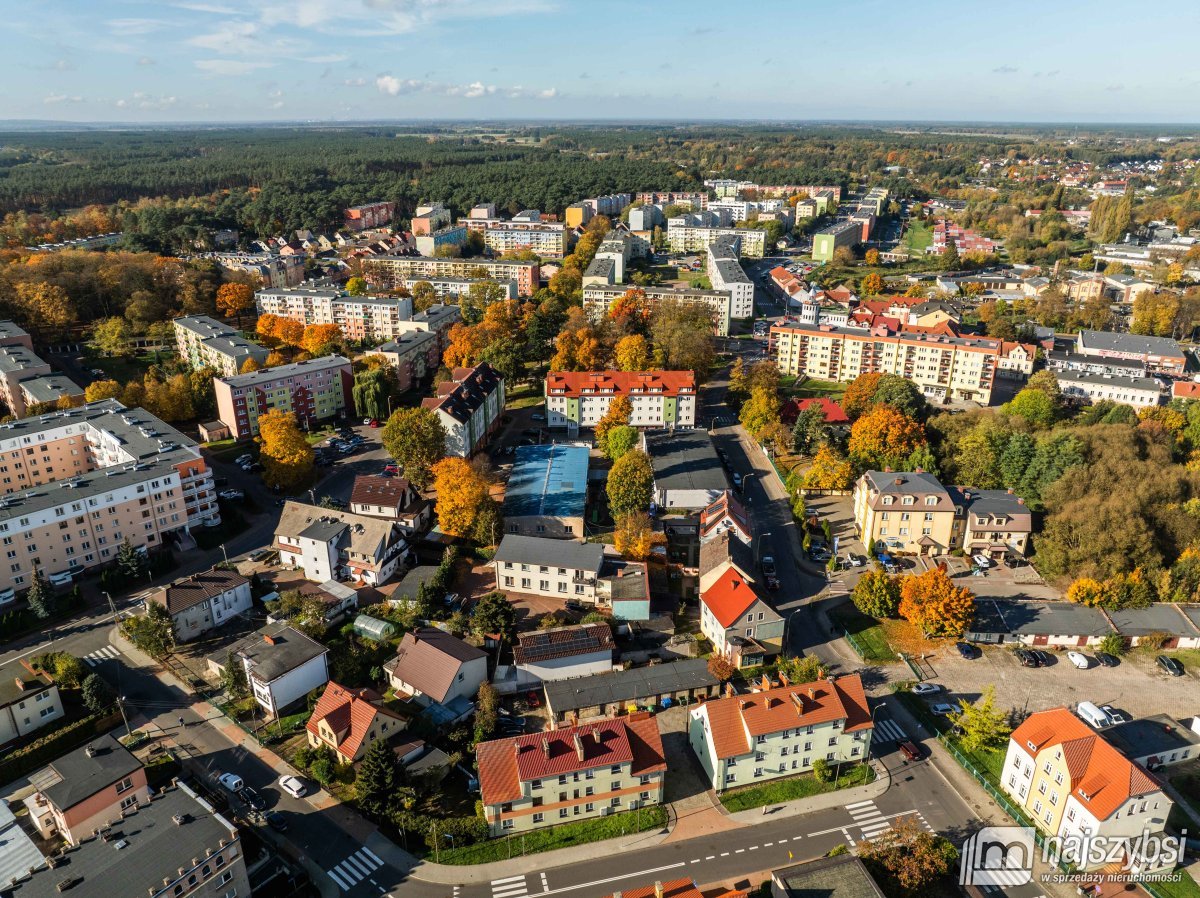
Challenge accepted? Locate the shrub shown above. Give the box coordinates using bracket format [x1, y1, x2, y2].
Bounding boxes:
[812, 757, 832, 783]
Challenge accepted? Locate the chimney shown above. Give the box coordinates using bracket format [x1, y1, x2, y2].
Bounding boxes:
[263, 633, 276, 646]
[1017, 498, 1025, 505]
[883, 467, 892, 473]
[655, 882, 664, 898]
[1006, 488, 1014, 494]
[893, 477, 904, 486]
[573, 733, 585, 762]
[778, 671, 789, 687]
[808, 688, 816, 700]
[914, 467, 924, 474]
[14, 677, 26, 692]
[593, 728, 602, 743]
[790, 692, 805, 714]
[760, 674, 771, 692]
[738, 699, 748, 711]
[85, 745, 97, 758]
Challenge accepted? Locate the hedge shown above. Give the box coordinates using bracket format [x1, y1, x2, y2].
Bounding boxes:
[0, 711, 122, 784]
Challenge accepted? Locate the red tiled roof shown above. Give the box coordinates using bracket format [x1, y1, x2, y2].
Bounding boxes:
[476, 717, 666, 806]
[1174, 382, 1200, 399]
[795, 398, 849, 424]
[305, 682, 403, 761]
[699, 674, 872, 759]
[350, 474, 414, 509]
[699, 490, 751, 540]
[701, 567, 762, 629]
[601, 880, 703, 898]
[545, 370, 696, 396]
[1009, 708, 1162, 821]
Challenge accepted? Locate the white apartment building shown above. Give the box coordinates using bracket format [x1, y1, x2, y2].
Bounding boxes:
[493, 535, 605, 602]
[544, 370, 697, 432]
[255, 286, 415, 342]
[688, 674, 873, 792]
[361, 255, 540, 295]
[173, 315, 269, 376]
[1055, 371, 1164, 410]
[583, 284, 732, 336]
[707, 237, 755, 318]
[666, 221, 766, 257]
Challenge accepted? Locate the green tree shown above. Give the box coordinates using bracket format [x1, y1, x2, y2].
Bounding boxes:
[356, 739, 401, 821]
[25, 570, 56, 620]
[869, 374, 928, 421]
[122, 601, 176, 659]
[595, 395, 632, 459]
[90, 316, 135, 357]
[52, 653, 87, 688]
[859, 818, 958, 898]
[948, 686, 1010, 753]
[1097, 632, 1126, 656]
[346, 276, 367, 296]
[776, 654, 827, 684]
[852, 568, 902, 618]
[117, 539, 148, 584]
[474, 681, 500, 744]
[81, 672, 116, 714]
[607, 449, 655, 518]
[605, 425, 639, 462]
[792, 405, 828, 455]
[220, 651, 248, 699]
[353, 366, 397, 422]
[381, 406, 448, 489]
[472, 591, 517, 643]
[1003, 388, 1056, 427]
[812, 757, 832, 783]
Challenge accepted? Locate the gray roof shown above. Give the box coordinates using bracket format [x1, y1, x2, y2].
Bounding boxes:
[0, 320, 30, 341]
[966, 599, 1112, 639]
[236, 622, 328, 683]
[373, 330, 437, 354]
[773, 855, 887, 898]
[1108, 605, 1200, 637]
[494, 535, 604, 574]
[389, 565, 441, 601]
[643, 429, 728, 494]
[0, 345, 46, 375]
[699, 530, 755, 582]
[1079, 329, 1184, 359]
[1055, 370, 1163, 392]
[862, 470, 946, 497]
[1105, 714, 1200, 761]
[299, 518, 349, 542]
[34, 733, 142, 811]
[0, 659, 55, 707]
[0, 801, 45, 886]
[10, 783, 239, 898]
[18, 374, 83, 405]
[544, 658, 717, 714]
[584, 257, 614, 278]
[957, 488, 1032, 524]
[218, 354, 350, 388]
[1047, 349, 1146, 372]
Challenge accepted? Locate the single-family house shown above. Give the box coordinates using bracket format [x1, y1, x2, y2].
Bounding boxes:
[0, 659, 64, 746]
[275, 501, 410, 586]
[305, 681, 405, 764]
[224, 622, 330, 717]
[384, 628, 488, 709]
[348, 474, 430, 533]
[148, 567, 252, 643]
[699, 568, 784, 668]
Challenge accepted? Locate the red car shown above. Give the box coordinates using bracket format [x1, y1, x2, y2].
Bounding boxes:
[526, 690, 541, 708]
[368, 419, 380, 428]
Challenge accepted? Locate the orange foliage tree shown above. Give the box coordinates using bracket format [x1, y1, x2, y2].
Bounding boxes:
[216, 282, 254, 325]
[608, 288, 652, 333]
[848, 405, 926, 471]
[801, 445, 854, 490]
[255, 313, 282, 347]
[431, 458, 492, 539]
[613, 512, 665, 561]
[841, 372, 883, 420]
[300, 324, 344, 356]
[898, 567, 975, 637]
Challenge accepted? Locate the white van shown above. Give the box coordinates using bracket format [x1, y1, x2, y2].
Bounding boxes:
[1076, 701, 1112, 729]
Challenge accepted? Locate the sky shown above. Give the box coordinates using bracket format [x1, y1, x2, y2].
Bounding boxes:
[3, 0, 1199, 125]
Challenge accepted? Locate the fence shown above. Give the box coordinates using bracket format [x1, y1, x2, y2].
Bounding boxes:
[841, 627, 870, 663]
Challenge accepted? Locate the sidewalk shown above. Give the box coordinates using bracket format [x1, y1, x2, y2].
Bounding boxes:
[725, 759, 889, 826]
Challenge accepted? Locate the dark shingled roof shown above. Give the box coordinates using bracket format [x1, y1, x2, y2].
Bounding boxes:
[544, 659, 717, 715]
[494, 534, 604, 573]
[35, 733, 142, 811]
[151, 567, 248, 615]
[422, 362, 503, 424]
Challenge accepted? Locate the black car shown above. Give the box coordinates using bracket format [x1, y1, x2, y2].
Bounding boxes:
[955, 641, 979, 660]
[1157, 655, 1185, 677]
[1015, 648, 1040, 668]
[264, 811, 288, 832]
[241, 787, 266, 812]
[1095, 652, 1120, 668]
[1030, 649, 1053, 666]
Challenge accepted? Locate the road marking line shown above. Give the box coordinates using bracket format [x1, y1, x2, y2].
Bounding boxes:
[764, 842, 773, 847]
[705, 856, 714, 860]
[845, 800, 876, 810]
[493, 886, 529, 897]
[326, 869, 352, 890]
[335, 863, 361, 884]
[720, 852, 729, 857]
[735, 848, 744, 854]
[541, 873, 548, 890]
[535, 862, 686, 897]
[690, 859, 700, 864]
[493, 876, 528, 886]
[346, 855, 373, 876]
[748, 845, 758, 851]
[362, 847, 384, 866]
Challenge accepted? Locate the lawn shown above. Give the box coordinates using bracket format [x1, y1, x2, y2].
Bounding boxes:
[436, 805, 667, 865]
[901, 220, 933, 255]
[785, 376, 847, 400]
[88, 349, 177, 384]
[505, 382, 545, 410]
[718, 763, 874, 812]
[829, 605, 899, 663]
[894, 692, 1006, 785]
[1148, 872, 1200, 898]
[1170, 773, 1200, 824]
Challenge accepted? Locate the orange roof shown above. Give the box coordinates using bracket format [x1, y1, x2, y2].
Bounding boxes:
[701, 566, 762, 629]
[1009, 708, 1162, 821]
[476, 716, 666, 807]
[305, 681, 403, 761]
[698, 674, 872, 759]
[699, 490, 751, 540]
[602, 880, 703, 898]
[546, 370, 696, 396]
[1175, 382, 1200, 399]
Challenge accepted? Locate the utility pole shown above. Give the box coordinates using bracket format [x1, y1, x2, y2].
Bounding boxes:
[104, 591, 118, 617]
[116, 696, 132, 737]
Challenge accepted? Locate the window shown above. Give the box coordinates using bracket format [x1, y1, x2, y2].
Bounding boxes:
[502, 819, 514, 830]
[116, 777, 134, 794]
[559, 808, 568, 818]
[533, 812, 544, 823]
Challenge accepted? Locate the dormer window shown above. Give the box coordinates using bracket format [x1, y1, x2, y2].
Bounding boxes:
[925, 496, 937, 505]
[882, 496, 893, 506]
[902, 496, 914, 506]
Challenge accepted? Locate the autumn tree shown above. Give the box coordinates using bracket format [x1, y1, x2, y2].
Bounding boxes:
[707, 654, 735, 682]
[432, 458, 492, 539]
[739, 384, 781, 441]
[860, 273, 883, 296]
[410, 281, 437, 312]
[345, 276, 367, 296]
[841, 372, 883, 420]
[472, 591, 517, 643]
[613, 512, 665, 561]
[608, 288, 653, 335]
[898, 567, 975, 637]
[255, 313, 282, 347]
[381, 407, 447, 489]
[949, 686, 1011, 753]
[607, 449, 654, 518]
[605, 425, 639, 462]
[801, 445, 854, 490]
[1065, 577, 1108, 607]
[301, 324, 344, 357]
[13, 282, 74, 336]
[275, 317, 304, 348]
[84, 379, 123, 403]
[614, 334, 651, 371]
[258, 409, 314, 491]
[650, 299, 715, 374]
[90, 317, 134, 357]
[776, 654, 827, 685]
[852, 568, 901, 618]
[864, 248, 880, 266]
[1003, 387, 1056, 427]
[239, 356, 262, 374]
[848, 406, 927, 471]
[216, 282, 254, 326]
[595, 395, 632, 458]
[858, 817, 958, 898]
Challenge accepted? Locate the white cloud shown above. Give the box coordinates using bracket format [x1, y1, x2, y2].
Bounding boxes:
[188, 20, 260, 54]
[137, 56, 156, 66]
[344, 77, 367, 87]
[44, 93, 84, 104]
[195, 58, 274, 75]
[109, 17, 173, 34]
[374, 75, 556, 100]
[538, 88, 557, 99]
[257, 0, 555, 37]
[171, 1, 239, 12]
[128, 92, 178, 109]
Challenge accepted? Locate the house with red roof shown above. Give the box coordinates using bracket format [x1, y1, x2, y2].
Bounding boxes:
[687, 673, 873, 791]
[544, 370, 697, 433]
[475, 715, 667, 836]
[781, 397, 849, 427]
[1173, 381, 1200, 401]
[1000, 708, 1172, 871]
[305, 681, 405, 764]
[699, 567, 784, 668]
[698, 490, 751, 545]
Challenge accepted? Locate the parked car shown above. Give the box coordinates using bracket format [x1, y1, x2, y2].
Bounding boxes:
[531, 413, 546, 422]
[732, 472, 743, 488]
[930, 703, 957, 716]
[911, 682, 943, 696]
[848, 555, 866, 568]
[1004, 556, 1026, 569]
[761, 556, 777, 577]
[972, 554, 992, 568]
[241, 787, 266, 812]
[218, 489, 244, 501]
[1095, 652, 1120, 668]
[1067, 651, 1090, 670]
[955, 641, 980, 660]
[1015, 648, 1040, 668]
[278, 775, 307, 798]
[1031, 649, 1053, 666]
[234, 454, 253, 466]
[217, 773, 244, 793]
[264, 811, 288, 832]
[898, 741, 922, 761]
[564, 599, 585, 612]
[1157, 655, 1185, 677]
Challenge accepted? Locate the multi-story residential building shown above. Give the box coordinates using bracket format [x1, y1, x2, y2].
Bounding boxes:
[503, 444, 589, 539]
[584, 194, 632, 217]
[771, 322, 1024, 404]
[17, 374, 84, 415]
[0, 344, 83, 418]
[223, 621, 330, 717]
[628, 204, 664, 233]
[274, 500, 410, 586]
[565, 202, 593, 229]
[404, 276, 518, 303]
[172, 315, 268, 376]
[1000, 708, 1172, 872]
[255, 286, 417, 342]
[476, 716, 667, 836]
[494, 535, 605, 601]
[469, 203, 497, 219]
[306, 681, 405, 764]
[414, 224, 468, 256]
[811, 221, 861, 262]
[544, 370, 697, 434]
[411, 202, 452, 235]
[699, 567, 784, 668]
[1076, 329, 1186, 376]
[0, 401, 218, 594]
[213, 355, 354, 439]
[688, 673, 873, 792]
[645, 429, 728, 510]
[422, 363, 505, 457]
[25, 733, 150, 845]
[149, 566, 252, 643]
[0, 320, 33, 350]
[344, 201, 395, 231]
[583, 284, 732, 336]
[21, 780, 252, 898]
[390, 303, 463, 354]
[208, 251, 305, 287]
[706, 237, 755, 318]
[847, 208, 876, 242]
[0, 659, 63, 745]
[852, 471, 1033, 559]
[362, 330, 440, 392]
[1055, 370, 1164, 410]
[349, 474, 430, 533]
[931, 220, 997, 255]
[1047, 348, 1146, 378]
[583, 257, 618, 288]
[636, 191, 707, 209]
[362, 254, 540, 296]
[666, 221, 766, 257]
[472, 220, 568, 257]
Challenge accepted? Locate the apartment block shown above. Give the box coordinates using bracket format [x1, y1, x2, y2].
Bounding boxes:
[494, 535, 605, 601]
[172, 315, 269, 376]
[464, 217, 568, 257]
[0, 343, 83, 418]
[389, 303, 463, 354]
[583, 194, 632, 217]
[931, 220, 996, 255]
[583, 284, 732, 336]
[771, 322, 1020, 404]
[0, 401, 218, 594]
[707, 236, 755, 318]
[0, 659, 64, 745]
[362, 254, 540, 296]
[1076, 329, 1186, 376]
[476, 716, 667, 836]
[255, 286, 417, 342]
[811, 221, 861, 262]
[666, 221, 766, 257]
[564, 203, 593, 229]
[414, 224, 468, 256]
[344, 201, 395, 231]
[1056, 370, 1164, 410]
[635, 191, 707, 210]
[214, 355, 353, 439]
[688, 674, 873, 792]
[411, 202, 452, 235]
[362, 330, 440, 391]
[209, 251, 305, 287]
[403, 276, 518, 303]
[0, 320, 33, 350]
[422, 362, 505, 458]
[545, 370, 697, 433]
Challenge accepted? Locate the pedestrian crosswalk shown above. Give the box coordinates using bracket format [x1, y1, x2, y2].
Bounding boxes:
[874, 718, 906, 742]
[83, 645, 121, 666]
[491, 874, 529, 898]
[326, 847, 384, 891]
[844, 799, 934, 844]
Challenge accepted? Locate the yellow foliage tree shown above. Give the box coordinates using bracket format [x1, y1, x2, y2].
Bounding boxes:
[860, 273, 884, 295]
[1065, 577, 1108, 607]
[801, 445, 854, 490]
[432, 458, 491, 538]
[595, 395, 632, 454]
[84, 379, 123, 403]
[898, 567, 976, 637]
[240, 356, 263, 373]
[258, 409, 314, 491]
[265, 351, 289, 367]
[738, 384, 781, 440]
[614, 334, 651, 372]
[613, 512, 665, 561]
[216, 282, 254, 324]
[300, 324, 344, 356]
